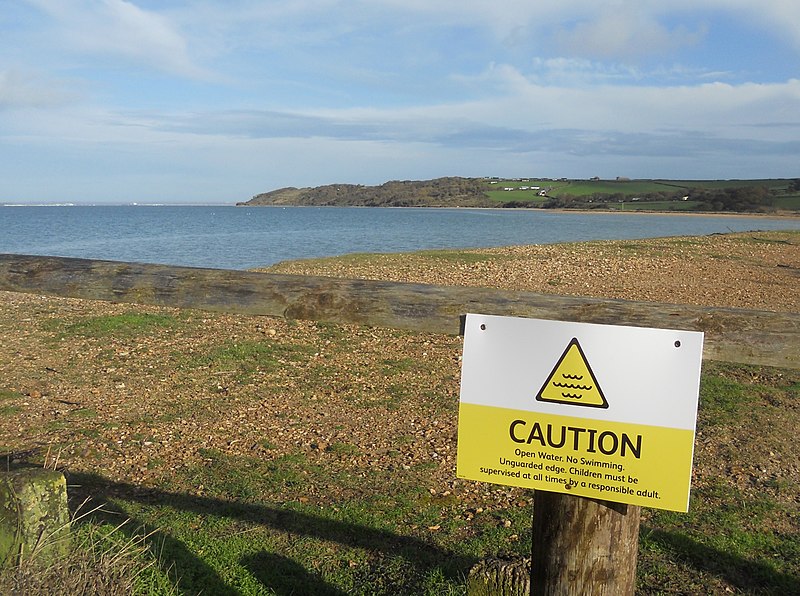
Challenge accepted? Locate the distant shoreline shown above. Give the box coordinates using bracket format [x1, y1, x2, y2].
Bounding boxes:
[4, 201, 799, 220]
[238, 202, 800, 219]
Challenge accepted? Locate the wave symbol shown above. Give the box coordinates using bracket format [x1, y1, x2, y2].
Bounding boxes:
[552, 382, 593, 391]
[561, 374, 584, 380]
[561, 393, 583, 399]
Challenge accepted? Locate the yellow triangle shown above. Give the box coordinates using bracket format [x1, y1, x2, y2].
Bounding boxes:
[536, 338, 608, 408]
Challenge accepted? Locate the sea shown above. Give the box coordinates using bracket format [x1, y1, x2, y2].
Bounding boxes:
[1, 205, 798, 271]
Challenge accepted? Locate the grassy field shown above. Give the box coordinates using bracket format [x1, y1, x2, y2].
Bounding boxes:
[657, 179, 795, 191]
[773, 194, 800, 210]
[548, 180, 680, 197]
[2, 301, 798, 593]
[483, 178, 800, 211]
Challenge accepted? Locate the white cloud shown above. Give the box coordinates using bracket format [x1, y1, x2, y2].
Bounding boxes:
[503, 72, 800, 141]
[552, 12, 706, 60]
[24, 0, 214, 80]
[0, 69, 77, 109]
[369, 0, 800, 59]
[58, 70, 791, 162]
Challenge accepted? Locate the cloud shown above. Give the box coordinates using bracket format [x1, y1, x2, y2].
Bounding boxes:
[368, 1, 800, 61]
[25, 1, 798, 77]
[89, 73, 796, 166]
[24, 0, 214, 80]
[552, 12, 706, 60]
[701, 0, 800, 50]
[0, 69, 77, 109]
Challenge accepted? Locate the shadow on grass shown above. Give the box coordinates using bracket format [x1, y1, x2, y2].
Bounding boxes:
[242, 552, 348, 596]
[641, 526, 800, 594]
[66, 471, 474, 595]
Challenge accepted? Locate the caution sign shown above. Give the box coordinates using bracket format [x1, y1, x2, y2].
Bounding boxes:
[456, 314, 704, 512]
[536, 338, 608, 408]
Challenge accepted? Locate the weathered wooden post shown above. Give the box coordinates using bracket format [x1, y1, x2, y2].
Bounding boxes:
[532, 492, 640, 594]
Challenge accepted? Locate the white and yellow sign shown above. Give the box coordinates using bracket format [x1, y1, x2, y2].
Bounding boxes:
[456, 314, 704, 512]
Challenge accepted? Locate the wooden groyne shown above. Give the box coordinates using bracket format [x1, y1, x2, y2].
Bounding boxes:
[0, 254, 797, 370]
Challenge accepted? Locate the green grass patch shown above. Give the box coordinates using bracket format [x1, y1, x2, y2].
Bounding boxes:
[640, 481, 799, 594]
[772, 194, 800, 210]
[0, 502, 176, 596]
[312, 321, 355, 344]
[70, 407, 98, 419]
[486, 190, 548, 203]
[187, 449, 311, 501]
[482, 178, 800, 212]
[381, 357, 420, 375]
[698, 365, 750, 425]
[70, 465, 527, 595]
[44, 312, 182, 338]
[549, 180, 680, 197]
[0, 389, 24, 401]
[328, 442, 361, 456]
[659, 179, 792, 191]
[184, 339, 316, 379]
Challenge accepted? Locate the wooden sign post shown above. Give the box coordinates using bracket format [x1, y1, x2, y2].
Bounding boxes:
[457, 314, 704, 594]
[532, 492, 640, 594]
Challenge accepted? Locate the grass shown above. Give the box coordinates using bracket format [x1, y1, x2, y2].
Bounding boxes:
[550, 180, 680, 197]
[636, 363, 800, 594]
[6, 302, 799, 593]
[60, 362, 794, 594]
[43, 312, 182, 339]
[0, 389, 23, 401]
[640, 482, 799, 593]
[486, 190, 548, 203]
[0, 498, 174, 596]
[697, 367, 750, 425]
[66, 476, 527, 595]
[659, 179, 793, 191]
[773, 194, 800, 210]
[1, 390, 24, 418]
[182, 339, 317, 380]
[483, 178, 800, 211]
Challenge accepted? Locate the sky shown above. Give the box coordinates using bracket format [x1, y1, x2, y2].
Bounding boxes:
[1, 1, 799, 204]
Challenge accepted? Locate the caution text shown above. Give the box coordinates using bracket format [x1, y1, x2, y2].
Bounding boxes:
[509, 419, 642, 459]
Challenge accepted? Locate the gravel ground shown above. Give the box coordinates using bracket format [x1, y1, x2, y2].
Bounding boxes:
[262, 231, 800, 313]
[0, 230, 797, 521]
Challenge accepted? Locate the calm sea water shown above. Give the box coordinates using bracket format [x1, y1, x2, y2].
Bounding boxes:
[1, 205, 798, 270]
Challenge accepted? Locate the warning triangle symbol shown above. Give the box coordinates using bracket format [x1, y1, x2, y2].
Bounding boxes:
[536, 338, 608, 408]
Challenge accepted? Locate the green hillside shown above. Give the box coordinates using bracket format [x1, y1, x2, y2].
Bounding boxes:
[242, 177, 800, 213]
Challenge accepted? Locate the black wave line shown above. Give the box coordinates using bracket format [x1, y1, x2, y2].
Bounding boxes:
[552, 382, 593, 391]
[561, 393, 583, 399]
[561, 374, 584, 380]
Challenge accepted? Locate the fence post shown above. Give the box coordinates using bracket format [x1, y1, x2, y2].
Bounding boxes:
[0, 469, 71, 568]
[532, 491, 641, 595]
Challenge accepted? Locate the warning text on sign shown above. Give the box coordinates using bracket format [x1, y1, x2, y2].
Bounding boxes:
[457, 404, 693, 510]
